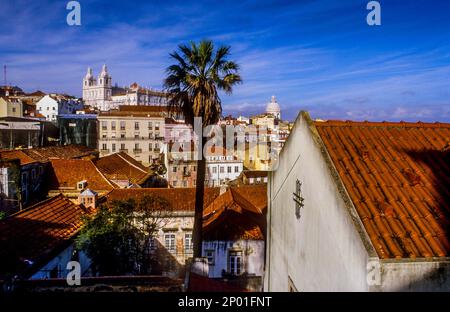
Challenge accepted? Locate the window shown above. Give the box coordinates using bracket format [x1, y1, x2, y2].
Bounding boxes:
[173, 180, 177, 187]
[31, 169, 36, 180]
[212, 167, 217, 174]
[102, 134, 107, 139]
[165, 233, 176, 253]
[134, 134, 139, 139]
[121, 134, 125, 138]
[205, 250, 215, 265]
[183, 180, 187, 187]
[134, 122, 140, 130]
[192, 166, 196, 172]
[148, 122, 152, 129]
[111, 121, 116, 130]
[102, 143, 107, 150]
[220, 167, 224, 173]
[12, 107, 16, 113]
[120, 121, 126, 130]
[235, 166, 239, 173]
[120, 143, 125, 150]
[134, 143, 140, 150]
[101, 121, 107, 130]
[184, 233, 193, 252]
[112, 144, 116, 152]
[149, 143, 153, 151]
[155, 122, 160, 130]
[172, 166, 177, 173]
[229, 251, 242, 275]
[227, 166, 232, 173]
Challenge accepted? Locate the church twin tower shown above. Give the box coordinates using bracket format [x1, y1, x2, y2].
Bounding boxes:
[82, 65, 112, 107]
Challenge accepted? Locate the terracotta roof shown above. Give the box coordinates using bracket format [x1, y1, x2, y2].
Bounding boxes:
[0, 194, 93, 278]
[0, 150, 39, 165]
[242, 170, 269, 179]
[48, 159, 114, 191]
[188, 273, 249, 292]
[315, 120, 450, 259]
[203, 185, 267, 240]
[95, 152, 152, 184]
[118, 105, 169, 113]
[105, 187, 221, 211]
[22, 145, 97, 162]
[98, 105, 171, 117]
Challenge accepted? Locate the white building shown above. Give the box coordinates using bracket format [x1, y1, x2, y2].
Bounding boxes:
[264, 111, 450, 292]
[82, 65, 167, 111]
[202, 185, 267, 291]
[205, 146, 243, 187]
[36, 94, 83, 122]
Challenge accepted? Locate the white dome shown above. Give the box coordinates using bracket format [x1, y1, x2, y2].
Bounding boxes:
[266, 95, 280, 116]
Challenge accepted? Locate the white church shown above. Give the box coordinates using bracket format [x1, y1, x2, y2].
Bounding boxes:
[82, 65, 168, 111]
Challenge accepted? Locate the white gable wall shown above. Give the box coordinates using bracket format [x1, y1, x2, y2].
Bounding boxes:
[264, 113, 372, 291]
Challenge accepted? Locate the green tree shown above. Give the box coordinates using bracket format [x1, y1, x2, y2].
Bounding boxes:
[76, 195, 172, 276]
[163, 40, 242, 257]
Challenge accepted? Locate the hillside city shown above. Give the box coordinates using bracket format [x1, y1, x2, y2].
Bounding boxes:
[0, 65, 291, 292]
[1, 61, 449, 293]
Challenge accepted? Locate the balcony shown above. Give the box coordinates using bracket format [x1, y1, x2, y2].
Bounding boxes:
[154, 148, 160, 153]
[119, 148, 128, 153]
[133, 148, 143, 154]
[100, 149, 110, 153]
[183, 171, 191, 177]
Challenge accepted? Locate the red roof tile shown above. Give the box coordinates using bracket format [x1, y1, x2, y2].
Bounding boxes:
[95, 152, 152, 184]
[315, 120, 450, 259]
[203, 185, 267, 240]
[105, 187, 221, 211]
[0, 150, 38, 165]
[48, 159, 114, 191]
[21, 145, 97, 162]
[0, 194, 93, 277]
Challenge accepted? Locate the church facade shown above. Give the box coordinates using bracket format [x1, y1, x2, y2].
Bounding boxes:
[82, 65, 168, 111]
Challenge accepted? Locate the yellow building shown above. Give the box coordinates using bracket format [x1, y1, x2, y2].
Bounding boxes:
[0, 97, 23, 118]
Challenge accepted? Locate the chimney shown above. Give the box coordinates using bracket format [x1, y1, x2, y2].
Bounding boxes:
[78, 188, 98, 209]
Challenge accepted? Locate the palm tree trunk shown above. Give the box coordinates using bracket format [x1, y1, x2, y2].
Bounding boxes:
[192, 154, 206, 258]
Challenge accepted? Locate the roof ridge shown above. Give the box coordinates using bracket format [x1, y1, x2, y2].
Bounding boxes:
[116, 152, 148, 173]
[230, 187, 262, 214]
[90, 159, 116, 188]
[314, 120, 450, 128]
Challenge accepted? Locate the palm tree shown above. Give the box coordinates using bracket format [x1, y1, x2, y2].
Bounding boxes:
[164, 40, 242, 257]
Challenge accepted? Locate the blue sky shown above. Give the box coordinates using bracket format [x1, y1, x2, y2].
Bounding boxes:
[1, 0, 450, 122]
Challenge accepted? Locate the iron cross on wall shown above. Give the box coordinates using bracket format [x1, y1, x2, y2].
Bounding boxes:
[293, 179, 304, 219]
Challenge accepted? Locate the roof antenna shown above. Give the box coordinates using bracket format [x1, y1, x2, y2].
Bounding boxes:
[3, 65, 7, 86]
